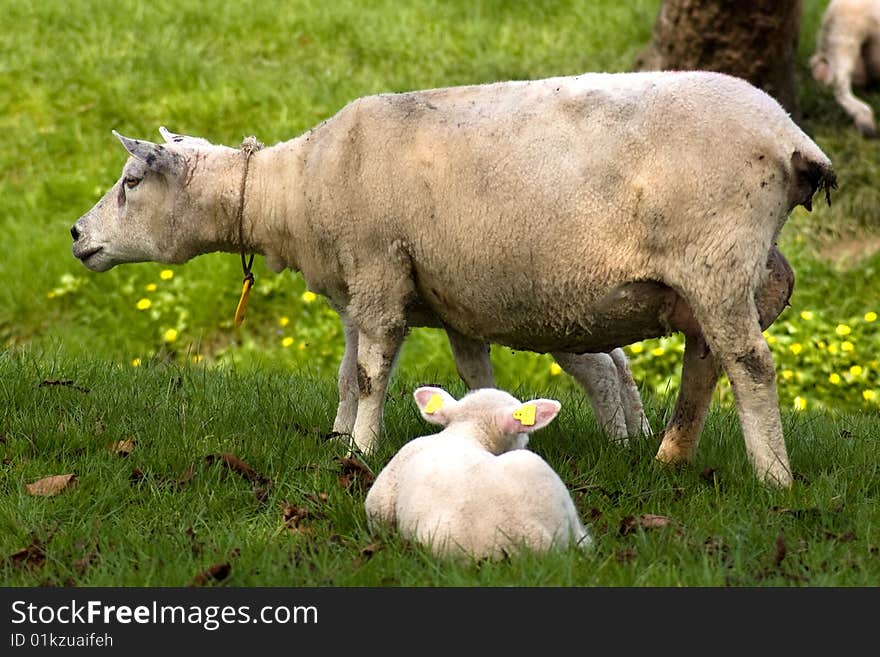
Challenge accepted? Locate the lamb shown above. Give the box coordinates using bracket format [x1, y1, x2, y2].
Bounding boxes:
[810, 0, 880, 137]
[71, 70, 835, 487]
[364, 386, 590, 559]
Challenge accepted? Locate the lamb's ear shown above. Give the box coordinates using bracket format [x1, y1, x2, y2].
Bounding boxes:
[159, 126, 212, 147]
[498, 399, 561, 434]
[413, 386, 458, 426]
[113, 130, 185, 178]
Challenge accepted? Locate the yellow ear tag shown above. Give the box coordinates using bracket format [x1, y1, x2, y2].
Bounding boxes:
[424, 393, 444, 415]
[233, 276, 254, 327]
[512, 404, 537, 426]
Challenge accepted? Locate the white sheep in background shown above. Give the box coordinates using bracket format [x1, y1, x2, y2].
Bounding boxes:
[364, 386, 590, 559]
[71, 70, 835, 486]
[810, 0, 880, 137]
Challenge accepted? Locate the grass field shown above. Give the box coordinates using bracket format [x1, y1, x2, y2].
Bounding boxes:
[2, 350, 879, 586]
[1, 0, 880, 586]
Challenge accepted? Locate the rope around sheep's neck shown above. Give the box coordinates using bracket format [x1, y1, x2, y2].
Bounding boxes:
[233, 135, 264, 327]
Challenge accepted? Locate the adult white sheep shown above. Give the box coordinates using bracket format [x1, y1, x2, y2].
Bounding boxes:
[810, 0, 880, 137]
[71, 70, 835, 487]
[364, 386, 590, 559]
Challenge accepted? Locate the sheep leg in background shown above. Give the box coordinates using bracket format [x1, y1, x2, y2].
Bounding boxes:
[655, 334, 720, 464]
[830, 41, 877, 137]
[446, 328, 495, 389]
[332, 314, 359, 435]
[609, 348, 652, 436]
[551, 351, 631, 441]
[686, 291, 792, 487]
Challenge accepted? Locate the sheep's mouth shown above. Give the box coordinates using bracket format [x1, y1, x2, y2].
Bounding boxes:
[74, 245, 103, 263]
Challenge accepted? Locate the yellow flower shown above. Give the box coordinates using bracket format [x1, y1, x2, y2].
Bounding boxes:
[650, 347, 665, 357]
[549, 362, 562, 376]
[865, 311, 878, 323]
[766, 335, 777, 345]
[800, 310, 814, 321]
[145, 283, 157, 292]
[781, 370, 794, 380]
[160, 269, 174, 280]
[818, 341, 827, 349]
[850, 365, 863, 377]
[828, 343, 839, 355]
[192, 354, 204, 364]
[131, 358, 141, 367]
[163, 329, 178, 342]
[136, 298, 151, 310]
[836, 324, 852, 336]
[793, 396, 807, 411]
[630, 343, 644, 354]
[279, 316, 290, 327]
[301, 291, 317, 303]
[828, 373, 841, 385]
[841, 341, 854, 353]
[281, 337, 294, 347]
[864, 390, 877, 402]
[789, 343, 803, 355]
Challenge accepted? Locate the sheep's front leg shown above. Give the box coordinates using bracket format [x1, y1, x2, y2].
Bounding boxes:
[332, 315, 359, 435]
[655, 334, 720, 464]
[351, 329, 404, 454]
[446, 328, 494, 389]
[551, 351, 630, 440]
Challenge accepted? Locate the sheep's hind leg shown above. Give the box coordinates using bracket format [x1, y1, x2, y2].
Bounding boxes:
[551, 351, 630, 441]
[655, 334, 720, 465]
[686, 293, 792, 487]
[332, 314, 359, 435]
[446, 328, 494, 389]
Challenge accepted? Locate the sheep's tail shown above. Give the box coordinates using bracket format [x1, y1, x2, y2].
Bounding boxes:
[788, 149, 837, 212]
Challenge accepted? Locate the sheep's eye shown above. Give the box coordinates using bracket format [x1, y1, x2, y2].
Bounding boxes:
[124, 176, 141, 189]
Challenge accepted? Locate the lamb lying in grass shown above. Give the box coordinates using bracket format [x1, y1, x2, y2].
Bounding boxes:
[810, 0, 880, 137]
[364, 387, 590, 560]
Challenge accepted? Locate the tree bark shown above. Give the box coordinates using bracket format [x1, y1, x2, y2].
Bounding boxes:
[635, 0, 802, 117]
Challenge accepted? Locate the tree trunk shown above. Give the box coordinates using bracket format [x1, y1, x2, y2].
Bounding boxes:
[635, 0, 802, 117]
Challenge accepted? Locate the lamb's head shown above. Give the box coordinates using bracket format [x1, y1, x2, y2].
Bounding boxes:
[413, 386, 561, 454]
[71, 128, 237, 272]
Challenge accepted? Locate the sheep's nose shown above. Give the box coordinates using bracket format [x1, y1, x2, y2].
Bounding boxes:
[70, 224, 80, 241]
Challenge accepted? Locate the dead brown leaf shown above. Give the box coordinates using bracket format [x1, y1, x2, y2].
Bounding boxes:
[205, 453, 269, 485]
[109, 439, 136, 457]
[614, 547, 636, 563]
[190, 562, 231, 587]
[38, 379, 90, 394]
[130, 467, 146, 484]
[353, 541, 383, 568]
[26, 474, 76, 497]
[178, 463, 196, 487]
[619, 514, 678, 536]
[281, 503, 314, 534]
[8, 537, 48, 570]
[336, 456, 375, 491]
[774, 533, 787, 566]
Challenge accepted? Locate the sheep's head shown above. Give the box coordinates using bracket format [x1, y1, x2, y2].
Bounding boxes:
[71, 128, 233, 272]
[413, 386, 561, 454]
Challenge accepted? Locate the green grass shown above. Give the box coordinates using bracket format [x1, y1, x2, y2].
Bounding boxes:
[1, 349, 878, 586]
[2, 0, 880, 585]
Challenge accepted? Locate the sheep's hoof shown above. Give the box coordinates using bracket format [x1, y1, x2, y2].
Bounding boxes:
[655, 431, 697, 465]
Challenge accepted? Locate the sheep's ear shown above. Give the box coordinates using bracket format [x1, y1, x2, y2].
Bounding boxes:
[159, 126, 213, 147]
[113, 130, 185, 178]
[413, 386, 458, 426]
[498, 399, 561, 434]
